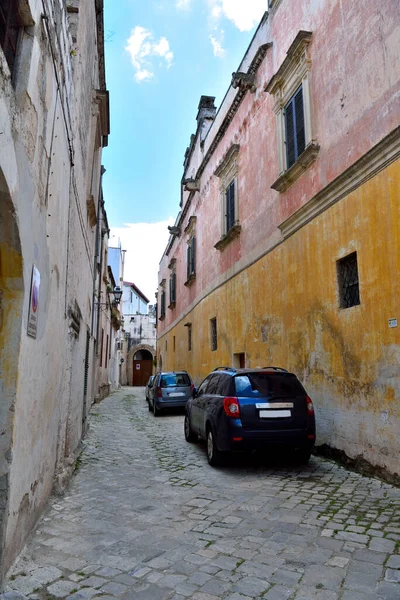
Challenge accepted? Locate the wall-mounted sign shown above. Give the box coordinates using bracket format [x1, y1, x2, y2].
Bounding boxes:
[136, 364, 140, 370]
[388, 318, 397, 328]
[27, 264, 40, 339]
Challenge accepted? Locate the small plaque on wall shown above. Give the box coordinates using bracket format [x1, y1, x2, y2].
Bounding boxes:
[388, 318, 397, 328]
[27, 264, 40, 339]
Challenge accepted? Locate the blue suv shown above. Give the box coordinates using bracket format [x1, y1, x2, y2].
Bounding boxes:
[184, 367, 316, 466]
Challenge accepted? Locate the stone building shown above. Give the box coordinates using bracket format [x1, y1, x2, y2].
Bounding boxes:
[0, 0, 109, 576]
[157, 0, 400, 477]
[120, 282, 156, 386]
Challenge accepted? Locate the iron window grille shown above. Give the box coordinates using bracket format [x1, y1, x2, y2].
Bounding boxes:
[187, 324, 192, 351]
[284, 85, 306, 170]
[337, 252, 360, 309]
[187, 236, 196, 280]
[0, 0, 23, 75]
[225, 180, 235, 232]
[210, 317, 217, 351]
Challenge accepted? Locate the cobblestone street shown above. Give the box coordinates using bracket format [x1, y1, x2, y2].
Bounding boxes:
[3, 387, 399, 600]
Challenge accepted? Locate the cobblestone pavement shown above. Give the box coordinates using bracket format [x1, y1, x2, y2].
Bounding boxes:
[3, 387, 400, 600]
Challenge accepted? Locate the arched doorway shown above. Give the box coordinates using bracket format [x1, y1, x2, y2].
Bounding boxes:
[126, 344, 155, 386]
[0, 169, 24, 571]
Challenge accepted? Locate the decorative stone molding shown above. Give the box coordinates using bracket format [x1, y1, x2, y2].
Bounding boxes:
[214, 224, 241, 251]
[183, 178, 200, 192]
[265, 31, 317, 185]
[279, 125, 400, 239]
[271, 142, 320, 192]
[184, 215, 197, 236]
[168, 258, 176, 270]
[184, 273, 196, 287]
[168, 225, 181, 236]
[214, 144, 240, 178]
[231, 72, 257, 93]
[87, 195, 97, 227]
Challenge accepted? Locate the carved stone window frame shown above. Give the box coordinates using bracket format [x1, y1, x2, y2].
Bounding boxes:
[214, 144, 241, 251]
[265, 31, 319, 192]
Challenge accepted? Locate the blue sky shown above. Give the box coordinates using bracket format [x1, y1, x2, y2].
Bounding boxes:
[104, 0, 266, 300]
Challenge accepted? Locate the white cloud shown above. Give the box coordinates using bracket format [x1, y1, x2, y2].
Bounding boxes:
[219, 0, 265, 31]
[125, 26, 174, 83]
[109, 219, 174, 303]
[210, 33, 225, 58]
[176, 0, 192, 8]
[207, 0, 265, 32]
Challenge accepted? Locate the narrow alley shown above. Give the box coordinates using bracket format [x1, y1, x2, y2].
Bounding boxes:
[3, 388, 399, 600]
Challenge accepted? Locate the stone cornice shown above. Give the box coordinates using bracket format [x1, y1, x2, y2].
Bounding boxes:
[279, 126, 400, 239]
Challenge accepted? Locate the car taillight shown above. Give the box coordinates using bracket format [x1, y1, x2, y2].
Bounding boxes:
[190, 384, 194, 393]
[223, 397, 240, 417]
[156, 386, 162, 398]
[306, 396, 314, 415]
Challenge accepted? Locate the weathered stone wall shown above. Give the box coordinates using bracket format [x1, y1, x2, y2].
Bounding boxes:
[0, 0, 108, 576]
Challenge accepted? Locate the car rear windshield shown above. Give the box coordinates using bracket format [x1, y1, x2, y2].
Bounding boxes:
[234, 373, 305, 397]
[161, 374, 191, 387]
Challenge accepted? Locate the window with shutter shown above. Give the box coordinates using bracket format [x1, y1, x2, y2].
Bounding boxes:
[186, 236, 196, 284]
[159, 291, 166, 319]
[169, 272, 176, 305]
[226, 180, 235, 232]
[285, 86, 305, 169]
[265, 31, 319, 192]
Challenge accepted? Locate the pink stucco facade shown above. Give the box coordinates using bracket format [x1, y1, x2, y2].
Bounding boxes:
[157, 0, 400, 475]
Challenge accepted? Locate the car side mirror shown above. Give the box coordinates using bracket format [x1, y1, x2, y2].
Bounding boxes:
[192, 386, 198, 397]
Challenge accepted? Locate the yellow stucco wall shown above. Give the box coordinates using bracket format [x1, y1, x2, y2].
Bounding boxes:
[158, 161, 400, 473]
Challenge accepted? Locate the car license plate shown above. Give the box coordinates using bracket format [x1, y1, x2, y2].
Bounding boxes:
[169, 392, 185, 397]
[256, 402, 293, 409]
[259, 410, 291, 418]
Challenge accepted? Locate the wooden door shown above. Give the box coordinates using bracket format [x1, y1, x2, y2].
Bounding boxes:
[132, 359, 153, 386]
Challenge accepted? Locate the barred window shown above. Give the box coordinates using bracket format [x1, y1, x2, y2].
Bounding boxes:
[0, 0, 23, 75]
[210, 317, 217, 351]
[337, 252, 360, 309]
[188, 324, 192, 351]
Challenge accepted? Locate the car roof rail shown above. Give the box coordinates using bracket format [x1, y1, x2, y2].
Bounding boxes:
[261, 366, 289, 372]
[213, 366, 236, 372]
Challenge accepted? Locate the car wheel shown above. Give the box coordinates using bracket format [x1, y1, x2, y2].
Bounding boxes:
[206, 426, 222, 467]
[153, 403, 160, 417]
[184, 414, 197, 442]
[297, 448, 312, 464]
[148, 400, 152, 412]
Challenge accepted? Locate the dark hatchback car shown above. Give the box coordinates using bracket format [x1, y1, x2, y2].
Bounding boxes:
[145, 375, 155, 403]
[184, 367, 316, 466]
[148, 371, 194, 416]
